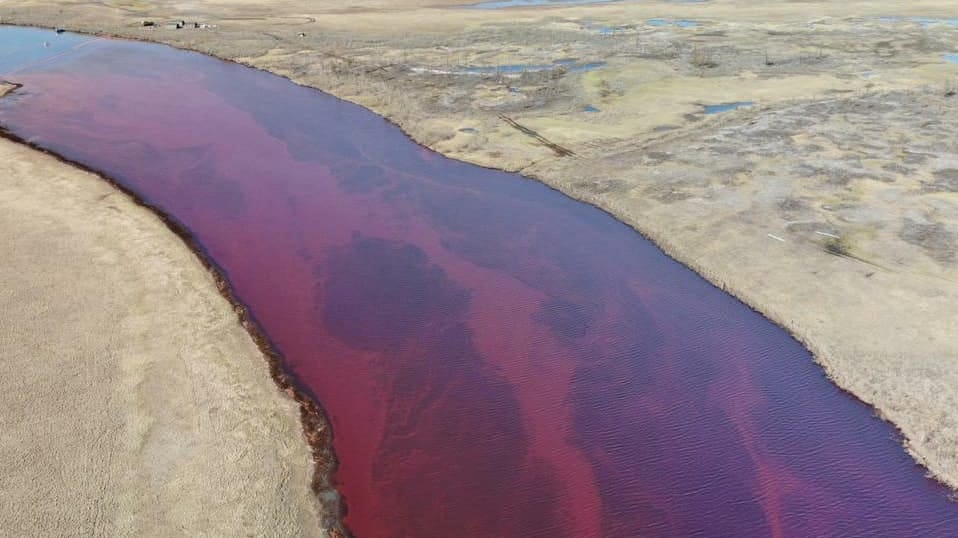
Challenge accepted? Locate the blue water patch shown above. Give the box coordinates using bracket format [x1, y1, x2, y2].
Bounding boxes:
[0, 26, 93, 76]
[571, 61, 605, 72]
[704, 101, 753, 114]
[459, 127, 478, 133]
[468, 0, 621, 9]
[878, 16, 958, 27]
[910, 17, 958, 28]
[944, 54, 958, 64]
[583, 104, 600, 112]
[593, 25, 627, 35]
[648, 18, 698, 28]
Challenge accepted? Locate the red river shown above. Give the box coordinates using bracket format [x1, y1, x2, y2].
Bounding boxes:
[1, 28, 956, 537]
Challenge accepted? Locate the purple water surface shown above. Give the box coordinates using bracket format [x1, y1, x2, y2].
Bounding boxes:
[1, 29, 956, 537]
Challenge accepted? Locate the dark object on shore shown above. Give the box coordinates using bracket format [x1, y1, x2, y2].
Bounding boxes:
[297, 32, 307, 37]
[54, 27, 65, 34]
[142, 20, 155, 27]
[194, 22, 201, 29]
[175, 21, 184, 29]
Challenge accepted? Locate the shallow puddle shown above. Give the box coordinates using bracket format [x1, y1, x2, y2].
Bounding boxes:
[877, 16, 958, 27]
[647, 18, 698, 28]
[705, 101, 754, 114]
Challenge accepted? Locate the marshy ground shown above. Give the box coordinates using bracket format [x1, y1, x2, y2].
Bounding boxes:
[1, 0, 956, 507]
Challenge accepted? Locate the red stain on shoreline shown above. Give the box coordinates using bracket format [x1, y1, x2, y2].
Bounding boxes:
[2, 33, 957, 537]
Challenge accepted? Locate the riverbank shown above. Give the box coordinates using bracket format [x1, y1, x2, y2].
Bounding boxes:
[1, 0, 956, 496]
[0, 82, 17, 98]
[0, 137, 326, 537]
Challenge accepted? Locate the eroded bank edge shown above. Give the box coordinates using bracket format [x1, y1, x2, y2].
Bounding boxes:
[0, 124, 352, 538]
[0, 80, 23, 98]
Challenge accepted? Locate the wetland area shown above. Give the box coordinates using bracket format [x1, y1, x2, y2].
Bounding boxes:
[1, 0, 958, 536]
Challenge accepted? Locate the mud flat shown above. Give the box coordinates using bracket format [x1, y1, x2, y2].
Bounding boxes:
[0, 137, 324, 537]
[1, 0, 957, 505]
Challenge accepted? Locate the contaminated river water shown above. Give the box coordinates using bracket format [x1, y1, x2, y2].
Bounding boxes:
[1, 28, 957, 537]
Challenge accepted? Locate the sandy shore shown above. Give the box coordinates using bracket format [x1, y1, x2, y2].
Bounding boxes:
[0, 0, 956, 504]
[0, 82, 16, 98]
[0, 137, 326, 537]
